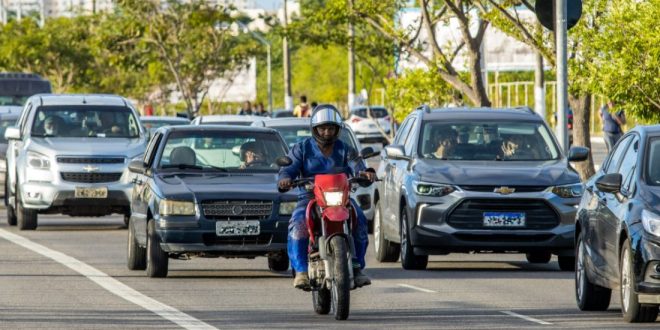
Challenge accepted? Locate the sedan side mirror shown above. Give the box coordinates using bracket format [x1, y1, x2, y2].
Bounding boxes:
[128, 159, 146, 174]
[4, 126, 20, 141]
[595, 173, 622, 193]
[384, 145, 408, 160]
[568, 146, 589, 162]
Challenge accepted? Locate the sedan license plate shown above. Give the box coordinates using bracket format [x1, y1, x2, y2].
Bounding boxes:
[483, 212, 525, 227]
[216, 220, 260, 236]
[74, 187, 108, 199]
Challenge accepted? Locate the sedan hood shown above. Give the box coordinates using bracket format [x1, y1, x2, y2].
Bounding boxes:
[29, 137, 146, 157]
[414, 159, 579, 186]
[155, 172, 290, 201]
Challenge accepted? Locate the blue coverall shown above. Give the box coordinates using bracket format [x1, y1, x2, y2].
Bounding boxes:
[279, 138, 369, 273]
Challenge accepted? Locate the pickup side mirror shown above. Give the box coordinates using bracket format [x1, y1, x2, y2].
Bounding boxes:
[568, 146, 589, 162]
[128, 159, 146, 174]
[384, 145, 408, 160]
[595, 173, 622, 193]
[4, 126, 20, 141]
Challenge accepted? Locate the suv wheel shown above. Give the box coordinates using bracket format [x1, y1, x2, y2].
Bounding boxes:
[374, 200, 399, 262]
[17, 187, 37, 230]
[620, 238, 659, 322]
[399, 208, 427, 270]
[146, 220, 169, 278]
[5, 182, 16, 226]
[575, 232, 611, 311]
[526, 252, 551, 264]
[127, 218, 146, 270]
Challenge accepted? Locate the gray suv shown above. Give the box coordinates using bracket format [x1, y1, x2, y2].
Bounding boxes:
[374, 107, 589, 270]
[4, 94, 147, 230]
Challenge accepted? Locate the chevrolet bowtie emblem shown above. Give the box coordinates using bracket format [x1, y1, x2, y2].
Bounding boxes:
[494, 186, 515, 195]
[82, 165, 100, 173]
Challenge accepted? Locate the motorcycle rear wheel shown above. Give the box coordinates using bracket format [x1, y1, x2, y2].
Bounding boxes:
[330, 236, 350, 320]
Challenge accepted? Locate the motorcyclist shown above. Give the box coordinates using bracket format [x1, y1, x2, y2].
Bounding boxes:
[278, 104, 374, 289]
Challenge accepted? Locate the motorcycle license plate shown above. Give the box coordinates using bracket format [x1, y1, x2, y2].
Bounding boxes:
[74, 187, 108, 198]
[216, 220, 260, 236]
[483, 212, 526, 227]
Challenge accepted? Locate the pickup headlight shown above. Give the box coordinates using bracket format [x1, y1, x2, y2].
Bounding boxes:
[279, 201, 297, 215]
[27, 151, 50, 170]
[642, 210, 660, 237]
[551, 183, 584, 198]
[413, 181, 455, 197]
[323, 192, 344, 206]
[159, 200, 196, 216]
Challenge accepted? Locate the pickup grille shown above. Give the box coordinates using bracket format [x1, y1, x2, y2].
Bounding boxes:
[61, 172, 123, 183]
[57, 157, 125, 164]
[201, 200, 273, 220]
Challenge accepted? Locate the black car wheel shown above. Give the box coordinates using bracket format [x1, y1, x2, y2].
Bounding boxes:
[526, 252, 551, 264]
[575, 232, 611, 311]
[5, 181, 16, 226]
[374, 200, 400, 262]
[620, 239, 659, 322]
[268, 253, 289, 272]
[400, 208, 427, 270]
[146, 220, 169, 278]
[127, 217, 146, 271]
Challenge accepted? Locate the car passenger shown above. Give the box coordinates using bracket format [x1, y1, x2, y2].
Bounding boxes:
[432, 130, 457, 159]
[100, 112, 123, 136]
[43, 115, 62, 136]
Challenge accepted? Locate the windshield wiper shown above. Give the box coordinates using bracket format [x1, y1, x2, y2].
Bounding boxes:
[204, 165, 228, 172]
[161, 164, 203, 170]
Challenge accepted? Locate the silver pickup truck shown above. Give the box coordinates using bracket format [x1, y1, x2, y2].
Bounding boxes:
[4, 94, 147, 230]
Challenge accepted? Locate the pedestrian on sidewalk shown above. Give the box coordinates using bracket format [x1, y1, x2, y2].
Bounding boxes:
[600, 101, 625, 154]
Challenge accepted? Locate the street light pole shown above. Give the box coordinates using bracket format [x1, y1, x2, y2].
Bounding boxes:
[266, 43, 272, 112]
[555, 0, 568, 152]
[282, 0, 294, 110]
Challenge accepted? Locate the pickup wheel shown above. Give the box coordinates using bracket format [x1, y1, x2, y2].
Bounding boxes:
[5, 182, 16, 226]
[146, 220, 168, 278]
[17, 187, 37, 230]
[127, 218, 146, 270]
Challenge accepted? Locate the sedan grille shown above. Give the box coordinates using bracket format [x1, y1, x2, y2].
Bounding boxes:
[61, 172, 123, 183]
[57, 157, 125, 164]
[447, 198, 559, 230]
[201, 200, 273, 220]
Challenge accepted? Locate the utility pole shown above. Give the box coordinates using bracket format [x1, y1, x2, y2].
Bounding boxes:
[282, 0, 294, 110]
[555, 0, 569, 152]
[347, 0, 356, 109]
[535, 22, 546, 120]
[39, 0, 45, 27]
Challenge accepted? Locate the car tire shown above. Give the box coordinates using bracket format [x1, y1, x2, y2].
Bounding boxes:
[575, 232, 611, 311]
[17, 187, 37, 230]
[127, 217, 146, 271]
[268, 253, 289, 272]
[5, 182, 16, 226]
[620, 238, 659, 322]
[399, 207, 427, 270]
[558, 256, 576, 271]
[123, 214, 130, 227]
[146, 220, 168, 278]
[374, 200, 400, 262]
[526, 252, 551, 264]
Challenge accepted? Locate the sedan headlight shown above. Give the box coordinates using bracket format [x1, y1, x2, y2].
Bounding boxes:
[323, 192, 344, 206]
[413, 181, 455, 197]
[27, 151, 50, 170]
[159, 200, 196, 216]
[279, 201, 297, 215]
[642, 210, 660, 237]
[551, 183, 584, 198]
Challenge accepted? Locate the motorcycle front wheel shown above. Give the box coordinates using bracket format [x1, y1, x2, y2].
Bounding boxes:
[330, 236, 350, 320]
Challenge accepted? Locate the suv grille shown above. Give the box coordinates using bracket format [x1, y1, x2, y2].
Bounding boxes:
[201, 200, 273, 220]
[57, 157, 125, 164]
[447, 198, 559, 230]
[459, 185, 548, 193]
[61, 172, 123, 183]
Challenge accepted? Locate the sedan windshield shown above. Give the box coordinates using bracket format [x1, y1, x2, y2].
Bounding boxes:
[418, 121, 560, 161]
[158, 131, 287, 172]
[31, 105, 141, 138]
[273, 125, 357, 149]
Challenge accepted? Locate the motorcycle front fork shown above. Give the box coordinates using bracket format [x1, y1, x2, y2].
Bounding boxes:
[309, 221, 356, 290]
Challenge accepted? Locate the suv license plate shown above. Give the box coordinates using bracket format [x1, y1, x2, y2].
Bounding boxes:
[483, 212, 526, 227]
[216, 220, 260, 236]
[74, 187, 108, 198]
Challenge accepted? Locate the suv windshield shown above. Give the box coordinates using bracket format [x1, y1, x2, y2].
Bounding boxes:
[419, 121, 560, 161]
[273, 125, 356, 149]
[158, 131, 287, 172]
[31, 105, 140, 138]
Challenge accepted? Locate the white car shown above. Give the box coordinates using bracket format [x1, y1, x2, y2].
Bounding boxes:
[191, 115, 268, 126]
[345, 106, 392, 144]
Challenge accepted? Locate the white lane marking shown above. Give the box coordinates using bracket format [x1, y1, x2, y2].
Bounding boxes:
[397, 283, 437, 293]
[0, 228, 217, 330]
[501, 311, 552, 325]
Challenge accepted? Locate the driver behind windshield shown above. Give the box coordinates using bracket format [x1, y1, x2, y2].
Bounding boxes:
[239, 141, 267, 169]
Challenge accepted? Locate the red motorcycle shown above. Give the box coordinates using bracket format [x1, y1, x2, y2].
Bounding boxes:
[277, 149, 377, 320]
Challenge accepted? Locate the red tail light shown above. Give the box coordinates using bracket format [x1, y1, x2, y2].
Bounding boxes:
[384, 116, 391, 122]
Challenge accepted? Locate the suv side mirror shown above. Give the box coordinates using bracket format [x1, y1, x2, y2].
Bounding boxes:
[384, 145, 408, 160]
[4, 126, 20, 140]
[568, 146, 589, 162]
[128, 159, 146, 174]
[595, 173, 622, 193]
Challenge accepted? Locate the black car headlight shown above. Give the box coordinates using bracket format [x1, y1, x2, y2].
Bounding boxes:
[551, 183, 584, 198]
[642, 210, 660, 237]
[279, 201, 297, 215]
[413, 181, 455, 197]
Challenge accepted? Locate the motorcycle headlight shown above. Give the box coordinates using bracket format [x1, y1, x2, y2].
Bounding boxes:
[551, 183, 584, 198]
[159, 200, 196, 216]
[27, 151, 50, 170]
[279, 201, 297, 215]
[413, 181, 455, 197]
[323, 191, 344, 206]
[642, 210, 660, 237]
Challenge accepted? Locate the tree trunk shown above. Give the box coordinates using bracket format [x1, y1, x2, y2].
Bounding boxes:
[467, 50, 491, 106]
[569, 93, 595, 181]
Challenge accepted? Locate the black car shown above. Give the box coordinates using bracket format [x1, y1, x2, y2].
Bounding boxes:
[575, 126, 660, 322]
[374, 106, 589, 270]
[126, 125, 297, 277]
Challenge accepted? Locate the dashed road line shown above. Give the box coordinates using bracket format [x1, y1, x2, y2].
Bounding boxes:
[397, 283, 437, 293]
[501, 310, 552, 325]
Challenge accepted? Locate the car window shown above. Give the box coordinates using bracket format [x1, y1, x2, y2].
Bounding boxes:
[616, 136, 638, 194]
[273, 125, 356, 150]
[645, 138, 660, 185]
[393, 118, 413, 145]
[30, 105, 140, 138]
[144, 132, 162, 166]
[352, 107, 388, 118]
[605, 135, 632, 174]
[19, 103, 32, 136]
[403, 118, 417, 155]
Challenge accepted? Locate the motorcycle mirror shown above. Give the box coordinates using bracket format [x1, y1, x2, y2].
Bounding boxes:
[275, 156, 293, 167]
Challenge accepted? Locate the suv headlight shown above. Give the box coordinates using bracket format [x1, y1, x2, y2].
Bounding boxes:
[279, 201, 297, 215]
[413, 181, 455, 197]
[27, 151, 51, 170]
[159, 200, 196, 216]
[642, 210, 660, 237]
[323, 192, 344, 206]
[551, 183, 584, 198]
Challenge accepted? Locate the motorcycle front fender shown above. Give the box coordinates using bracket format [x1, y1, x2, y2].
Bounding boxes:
[322, 206, 349, 222]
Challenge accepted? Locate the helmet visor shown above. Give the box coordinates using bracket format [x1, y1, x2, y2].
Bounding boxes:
[311, 108, 343, 127]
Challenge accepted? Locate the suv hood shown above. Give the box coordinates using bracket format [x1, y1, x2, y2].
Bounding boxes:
[156, 172, 293, 201]
[29, 137, 146, 157]
[414, 159, 579, 186]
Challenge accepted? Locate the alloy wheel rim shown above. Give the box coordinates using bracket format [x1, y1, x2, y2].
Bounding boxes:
[401, 214, 408, 257]
[622, 249, 631, 311]
[577, 240, 585, 301]
[374, 207, 381, 254]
